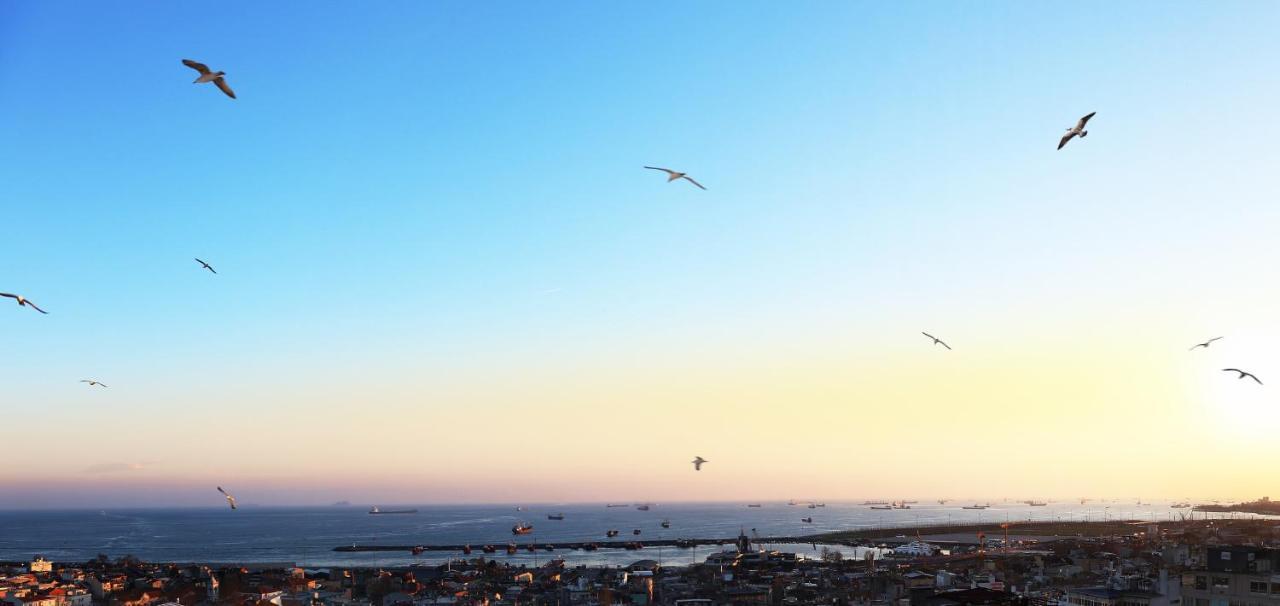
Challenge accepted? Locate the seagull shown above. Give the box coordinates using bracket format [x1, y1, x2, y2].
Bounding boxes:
[1058, 112, 1096, 150]
[0, 293, 48, 314]
[691, 456, 707, 471]
[80, 380, 108, 388]
[182, 59, 236, 99]
[922, 332, 952, 350]
[217, 486, 238, 510]
[1222, 369, 1263, 385]
[644, 166, 706, 190]
[1189, 337, 1223, 351]
[194, 258, 217, 274]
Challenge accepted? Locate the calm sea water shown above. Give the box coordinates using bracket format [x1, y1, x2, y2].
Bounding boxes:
[0, 500, 1242, 568]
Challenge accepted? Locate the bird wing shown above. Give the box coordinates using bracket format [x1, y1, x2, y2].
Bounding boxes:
[1208, 337, 1223, 343]
[643, 166, 674, 175]
[682, 176, 707, 190]
[1249, 373, 1263, 385]
[182, 59, 211, 75]
[81, 380, 92, 383]
[214, 77, 236, 99]
[217, 486, 228, 495]
[0, 293, 17, 301]
[940, 341, 952, 350]
[1058, 132, 1076, 150]
[1077, 112, 1096, 128]
[1190, 343, 1205, 350]
[25, 300, 48, 314]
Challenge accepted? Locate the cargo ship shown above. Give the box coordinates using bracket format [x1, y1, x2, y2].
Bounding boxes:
[369, 506, 418, 515]
[547, 513, 565, 520]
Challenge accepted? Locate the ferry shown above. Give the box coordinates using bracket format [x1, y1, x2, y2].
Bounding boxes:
[369, 506, 418, 515]
[547, 513, 565, 520]
[893, 540, 937, 557]
[892, 501, 911, 510]
[512, 523, 534, 535]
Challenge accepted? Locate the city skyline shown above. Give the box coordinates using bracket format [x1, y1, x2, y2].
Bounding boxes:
[3, 2, 1280, 508]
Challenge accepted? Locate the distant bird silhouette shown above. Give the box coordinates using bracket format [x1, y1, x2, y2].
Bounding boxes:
[182, 59, 236, 99]
[1190, 337, 1223, 351]
[195, 258, 217, 274]
[80, 380, 108, 388]
[217, 486, 238, 510]
[0, 293, 48, 314]
[922, 332, 952, 350]
[1222, 368, 1263, 385]
[692, 456, 707, 471]
[1058, 112, 1096, 150]
[645, 166, 706, 190]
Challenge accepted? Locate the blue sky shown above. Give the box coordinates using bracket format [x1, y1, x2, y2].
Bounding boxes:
[2, 2, 1279, 507]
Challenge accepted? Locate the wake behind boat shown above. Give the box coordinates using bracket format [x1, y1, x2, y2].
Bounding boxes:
[369, 506, 418, 515]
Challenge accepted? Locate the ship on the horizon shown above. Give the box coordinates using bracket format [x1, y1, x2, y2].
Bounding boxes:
[1171, 501, 1192, 509]
[369, 506, 418, 515]
[636, 504, 651, 511]
[746, 503, 762, 508]
[1025, 500, 1047, 506]
[962, 503, 990, 510]
[547, 513, 565, 520]
[661, 519, 671, 528]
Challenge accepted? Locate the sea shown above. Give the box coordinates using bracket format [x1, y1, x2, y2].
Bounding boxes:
[0, 500, 1250, 569]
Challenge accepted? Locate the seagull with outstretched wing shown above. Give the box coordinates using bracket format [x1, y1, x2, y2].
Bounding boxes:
[692, 456, 707, 471]
[195, 258, 217, 274]
[1190, 337, 1223, 351]
[922, 332, 952, 350]
[1, 293, 48, 314]
[217, 486, 238, 510]
[182, 59, 236, 99]
[81, 380, 108, 388]
[1058, 111, 1096, 150]
[1223, 368, 1263, 385]
[645, 166, 706, 190]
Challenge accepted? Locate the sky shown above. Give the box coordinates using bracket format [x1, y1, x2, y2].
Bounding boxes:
[2, 2, 1279, 509]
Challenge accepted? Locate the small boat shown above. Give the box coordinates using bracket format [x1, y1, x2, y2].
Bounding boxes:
[462, 545, 472, 555]
[1027, 501, 1047, 507]
[515, 506, 526, 511]
[636, 504, 651, 511]
[582, 543, 598, 551]
[674, 539, 696, 548]
[661, 519, 671, 528]
[1171, 502, 1191, 509]
[801, 517, 813, 523]
[747, 503, 762, 508]
[547, 513, 565, 520]
[411, 546, 424, 555]
[788, 499, 799, 506]
[937, 499, 949, 505]
[544, 544, 554, 551]
[624, 542, 642, 550]
[512, 523, 534, 535]
[482, 545, 496, 554]
[369, 506, 418, 515]
[632, 528, 642, 535]
[506, 543, 517, 554]
[606, 529, 619, 538]
[815, 503, 826, 507]
[808, 503, 817, 509]
[526, 544, 536, 552]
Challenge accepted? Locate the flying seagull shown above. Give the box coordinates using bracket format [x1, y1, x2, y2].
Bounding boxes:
[1058, 112, 1096, 150]
[1190, 337, 1223, 351]
[922, 332, 952, 350]
[691, 456, 707, 471]
[217, 486, 238, 510]
[1222, 368, 1263, 385]
[0, 293, 48, 314]
[194, 258, 217, 274]
[182, 59, 236, 99]
[644, 166, 706, 190]
[80, 380, 108, 388]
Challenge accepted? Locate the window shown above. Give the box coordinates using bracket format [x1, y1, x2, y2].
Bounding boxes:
[1196, 577, 1208, 591]
[1212, 577, 1230, 590]
[1249, 582, 1267, 594]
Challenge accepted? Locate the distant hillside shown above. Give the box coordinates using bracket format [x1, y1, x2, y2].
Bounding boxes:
[1194, 498, 1280, 515]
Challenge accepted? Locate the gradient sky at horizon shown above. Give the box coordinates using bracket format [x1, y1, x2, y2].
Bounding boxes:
[2, 1, 1279, 509]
